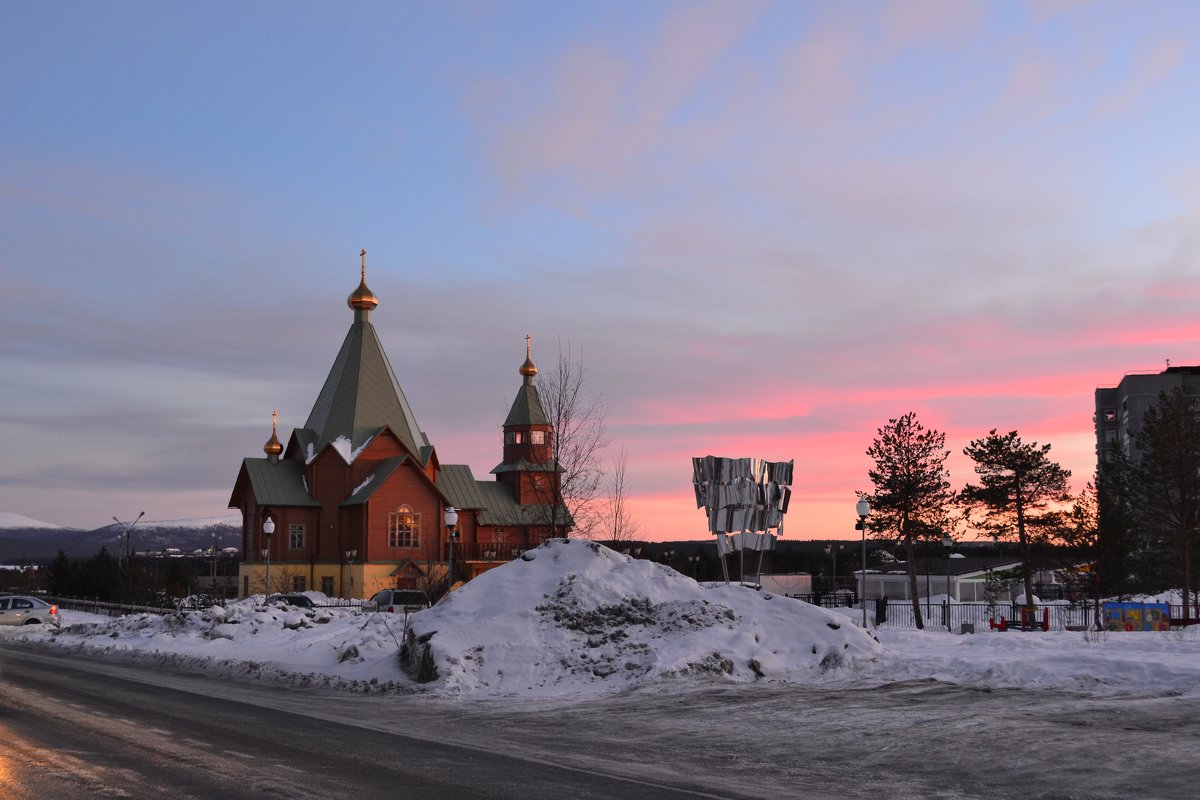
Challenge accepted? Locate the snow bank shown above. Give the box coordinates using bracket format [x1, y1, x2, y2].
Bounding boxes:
[6, 539, 1200, 703]
[402, 539, 881, 696]
[19, 595, 414, 693]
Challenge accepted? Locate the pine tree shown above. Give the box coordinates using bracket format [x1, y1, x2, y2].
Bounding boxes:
[865, 412, 954, 630]
[45, 549, 74, 596]
[961, 430, 1071, 613]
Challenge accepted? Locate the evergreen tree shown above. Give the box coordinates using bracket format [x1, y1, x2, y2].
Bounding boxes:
[864, 412, 954, 630]
[45, 549, 74, 596]
[962, 430, 1071, 613]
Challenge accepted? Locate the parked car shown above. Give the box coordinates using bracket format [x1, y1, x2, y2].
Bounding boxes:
[370, 588, 430, 614]
[265, 593, 316, 609]
[0, 595, 60, 627]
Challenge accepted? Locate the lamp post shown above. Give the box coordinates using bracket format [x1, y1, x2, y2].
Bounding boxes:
[825, 544, 840, 591]
[112, 511, 145, 568]
[856, 498, 870, 628]
[262, 510, 275, 596]
[210, 532, 218, 581]
[663, 549, 675, 566]
[943, 534, 954, 631]
[444, 506, 458, 595]
[688, 555, 700, 579]
[345, 549, 357, 599]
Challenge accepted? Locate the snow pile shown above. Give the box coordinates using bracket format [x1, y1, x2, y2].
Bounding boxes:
[402, 539, 881, 696]
[7, 539, 1200, 703]
[838, 611, 1200, 698]
[36, 594, 414, 692]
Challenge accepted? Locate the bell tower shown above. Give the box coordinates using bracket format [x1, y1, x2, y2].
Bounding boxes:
[493, 336, 560, 504]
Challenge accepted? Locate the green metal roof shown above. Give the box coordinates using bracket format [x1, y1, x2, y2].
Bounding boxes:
[340, 456, 409, 506]
[238, 458, 322, 508]
[503, 381, 549, 427]
[304, 318, 430, 460]
[438, 464, 572, 527]
[490, 459, 561, 475]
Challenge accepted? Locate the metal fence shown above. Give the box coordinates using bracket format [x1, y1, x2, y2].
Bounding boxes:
[878, 601, 1189, 631]
[47, 595, 377, 618]
[48, 596, 208, 617]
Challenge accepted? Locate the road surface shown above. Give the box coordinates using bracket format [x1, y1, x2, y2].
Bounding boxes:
[2, 643, 1195, 799]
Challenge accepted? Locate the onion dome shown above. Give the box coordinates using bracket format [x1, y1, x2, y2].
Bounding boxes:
[347, 248, 379, 311]
[263, 409, 284, 459]
[519, 334, 537, 379]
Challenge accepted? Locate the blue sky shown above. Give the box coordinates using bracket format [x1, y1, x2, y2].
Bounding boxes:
[2, 1, 1198, 536]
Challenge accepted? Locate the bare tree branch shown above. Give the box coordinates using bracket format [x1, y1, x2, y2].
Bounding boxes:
[600, 446, 641, 547]
[534, 341, 610, 537]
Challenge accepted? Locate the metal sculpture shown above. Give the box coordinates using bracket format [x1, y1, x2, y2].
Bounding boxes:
[692, 456, 793, 584]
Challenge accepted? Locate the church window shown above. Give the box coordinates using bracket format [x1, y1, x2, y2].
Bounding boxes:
[389, 506, 420, 548]
[321, 576, 334, 595]
[530, 431, 544, 444]
[292, 576, 306, 592]
[504, 431, 515, 445]
[288, 524, 305, 551]
[514, 431, 525, 444]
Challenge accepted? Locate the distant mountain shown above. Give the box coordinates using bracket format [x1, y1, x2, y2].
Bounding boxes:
[0, 513, 242, 563]
[130, 514, 242, 530]
[0, 512, 80, 530]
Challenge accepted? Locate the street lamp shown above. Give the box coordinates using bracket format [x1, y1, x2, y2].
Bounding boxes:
[856, 498, 870, 628]
[825, 543, 841, 589]
[262, 509, 275, 596]
[345, 549, 357, 598]
[210, 531, 218, 581]
[943, 533, 954, 631]
[444, 506, 458, 595]
[688, 555, 701, 579]
[112, 511, 145, 568]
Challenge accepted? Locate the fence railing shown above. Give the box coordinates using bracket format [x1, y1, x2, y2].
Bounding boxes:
[48, 596, 212, 617]
[47, 594, 378, 619]
[876, 601, 1189, 631]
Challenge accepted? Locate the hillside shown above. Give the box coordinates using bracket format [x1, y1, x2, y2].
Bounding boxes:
[0, 514, 242, 562]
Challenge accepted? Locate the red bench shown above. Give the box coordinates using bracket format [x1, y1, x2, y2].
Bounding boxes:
[988, 609, 1049, 632]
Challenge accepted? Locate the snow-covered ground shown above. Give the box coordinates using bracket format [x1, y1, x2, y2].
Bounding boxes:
[4, 539, 1199, 702]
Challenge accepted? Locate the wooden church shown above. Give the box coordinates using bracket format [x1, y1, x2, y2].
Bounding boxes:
[228, 252, 570, 599]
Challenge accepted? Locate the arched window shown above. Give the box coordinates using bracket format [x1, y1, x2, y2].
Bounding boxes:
[388, 505, 420, 548]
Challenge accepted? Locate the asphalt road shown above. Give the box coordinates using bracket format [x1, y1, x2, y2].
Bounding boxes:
[0, 647, 731, 800]
[3, 643, 1197, 799]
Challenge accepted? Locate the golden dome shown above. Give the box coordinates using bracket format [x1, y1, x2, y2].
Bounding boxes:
[348, 248, 379, 311]
[519, 334, 537, 378]
[263, 409, 284, 457]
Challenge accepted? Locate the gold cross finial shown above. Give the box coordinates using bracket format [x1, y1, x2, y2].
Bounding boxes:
[526, 333, 531, 359]
[360, 248, 367, 280]
[272, 409, 278, 433]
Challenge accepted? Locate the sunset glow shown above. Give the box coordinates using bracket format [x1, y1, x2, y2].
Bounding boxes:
[2, 3, 1198, 538]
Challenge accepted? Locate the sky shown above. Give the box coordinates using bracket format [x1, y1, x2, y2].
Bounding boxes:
[2, 1, 1198, 538]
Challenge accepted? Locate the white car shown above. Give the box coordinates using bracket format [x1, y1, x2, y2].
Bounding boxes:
[0, 595, 61, 627]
